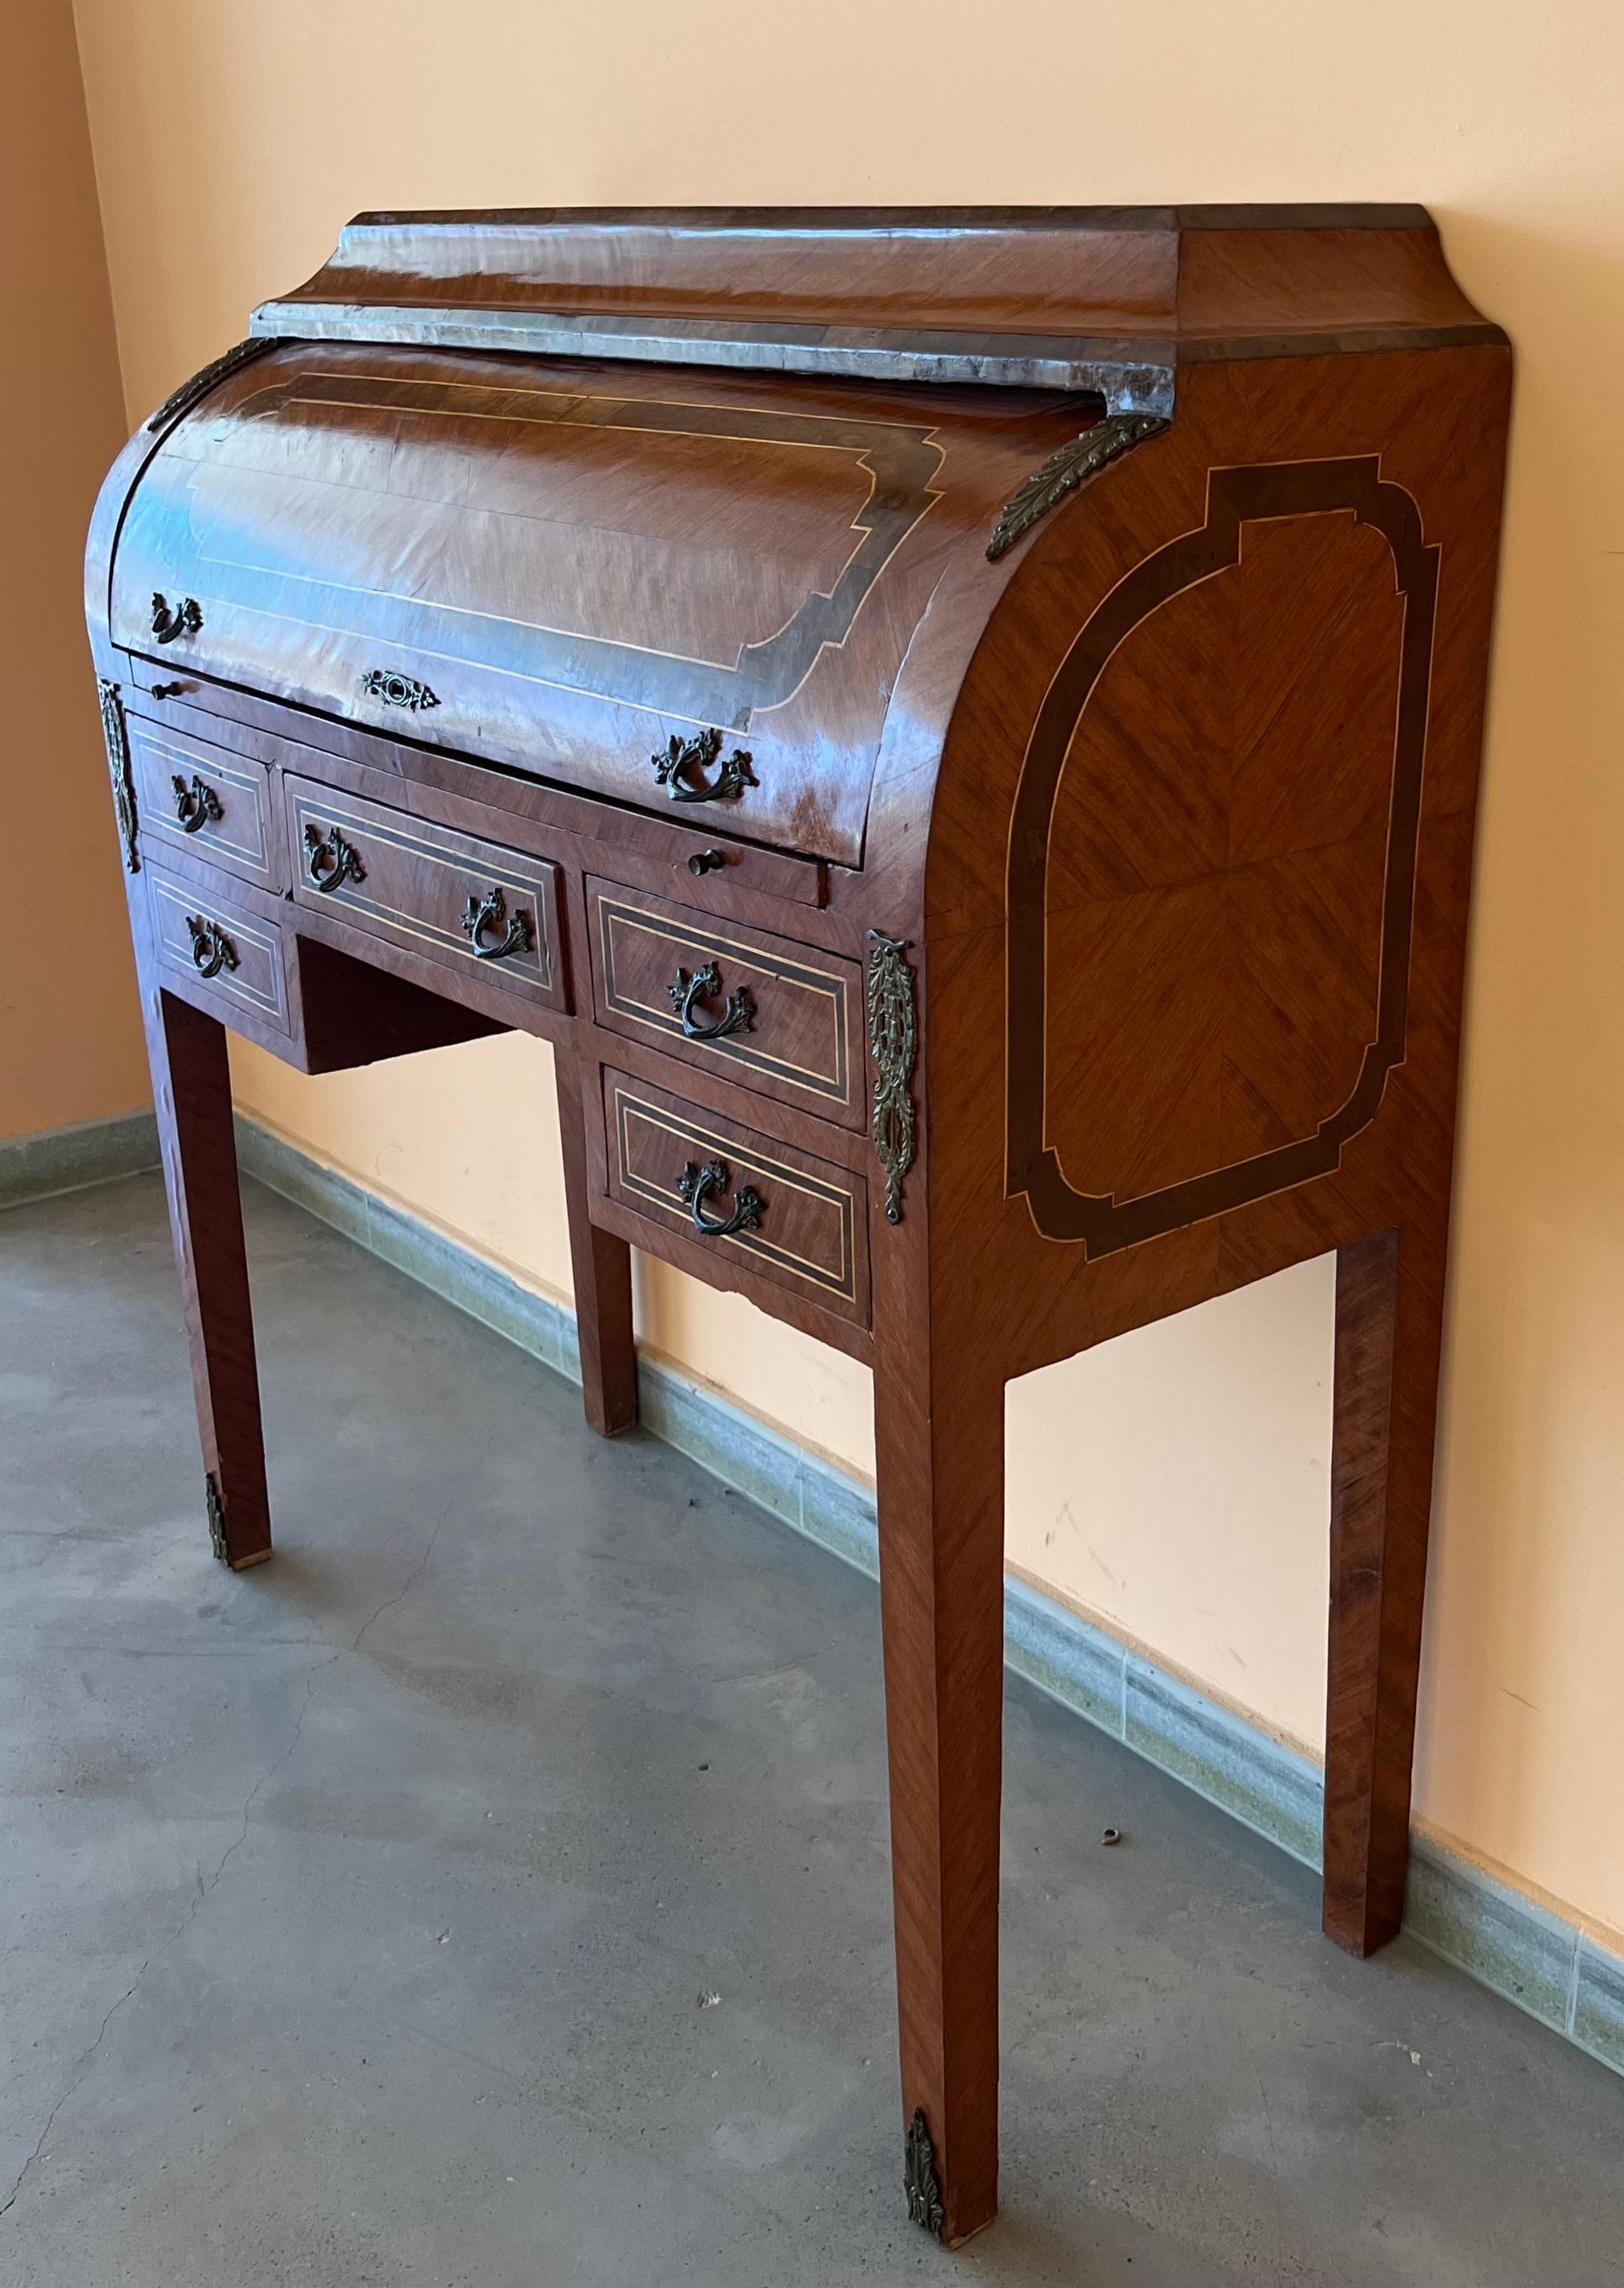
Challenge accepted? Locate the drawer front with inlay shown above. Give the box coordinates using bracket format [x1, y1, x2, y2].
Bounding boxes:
[589, 881, 862, 1128]
[129, 719, 278, 890]
[604, 1071, 869, 1326]
[287, 778, 564, 1013]
[148, 864, 291, 1036]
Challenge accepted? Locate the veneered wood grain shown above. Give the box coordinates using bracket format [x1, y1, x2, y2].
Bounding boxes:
[602, 1067, 869, 1328]
[275, 206, 1181, 335]
[285, 775, 565, 1015]
[132, 902, 272, 1571]
[586, 879, 863, 1129]
[294, 934, 510, 1074]
[124, 682, 832, 915]
[110, 345, 1094, 867]
[1323, 1224, 1444, 1955]
[146, 856, 292, 1039]
[897, 338, 1506, 2236]
[1176, 221, 1496, 350]
[555, 1045, 638, 1437]
[128, 716, 280, 891]
[88, 210, 1513, 2246]
[1041, 503, 1402, 1204]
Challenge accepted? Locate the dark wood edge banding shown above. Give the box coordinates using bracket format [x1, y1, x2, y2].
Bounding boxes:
[292, 201, 1437, 237]
[1181, 321, 1510, 362]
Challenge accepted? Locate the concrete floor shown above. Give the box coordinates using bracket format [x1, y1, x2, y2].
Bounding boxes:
[2, 1175, 1621, 2288]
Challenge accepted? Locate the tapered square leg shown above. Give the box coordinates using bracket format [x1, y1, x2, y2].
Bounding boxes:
[140, 976, 271, 1570]
[1323, 1224, 1447, 1954]
[874, 1326, 1004, 2246]
[554, 1045, 637, 1437]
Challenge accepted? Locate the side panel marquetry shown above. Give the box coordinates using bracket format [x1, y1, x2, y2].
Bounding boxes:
[1008, 456, 1439, 1255]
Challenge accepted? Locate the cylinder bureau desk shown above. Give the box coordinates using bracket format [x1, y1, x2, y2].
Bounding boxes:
[86, 206, 1510, 2246]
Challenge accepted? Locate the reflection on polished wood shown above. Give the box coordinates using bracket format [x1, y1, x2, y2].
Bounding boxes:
[88, 206, 1510, 2248]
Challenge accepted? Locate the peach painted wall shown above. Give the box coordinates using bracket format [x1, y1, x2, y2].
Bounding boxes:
[0, 0, 147, 1142]
[69, 0, 1624, 1943]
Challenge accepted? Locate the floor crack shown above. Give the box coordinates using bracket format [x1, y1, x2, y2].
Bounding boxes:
[0, 1957, 150, 2222]
[351, 1498, 454, 1657]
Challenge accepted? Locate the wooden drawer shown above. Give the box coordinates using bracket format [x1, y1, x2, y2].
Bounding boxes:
[588, 880, 862, 1128]
[129, 716, 278, 890]
[603, 1070, 869, 1326]
[147, 861, 291, 1037]
[287, 778, 564, 1013]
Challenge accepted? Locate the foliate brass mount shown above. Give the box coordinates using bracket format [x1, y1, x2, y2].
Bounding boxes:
[361, 667, 439, 713]
[304, 822, 366, 894]
[172, 772, 223, 833]
[205, 1472, 229, 1563]
[460, 885, 532, 962]
[668, 961, 755, 1042]
[151, 592, 203, 645]
[652, 728, 758, 805]
[185, 913, 239, 981]
[986, 411, 1170, 562]
[98, 679, 138, 874]
[676, 1158, 764, 1239]
[146, 335, 287, 434]
[866, 931, 918, 1224]
[903, 2108, 946, 2240]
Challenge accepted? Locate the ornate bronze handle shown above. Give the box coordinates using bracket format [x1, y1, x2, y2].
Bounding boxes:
[171, 772, 223, 833]
[303, 821, 365, 893]
[676, 1159, 763, 1238]
[651, 728, 757, 805]
[185, 913, 238, 980]
[667, 961, 754, 1042]
[460, 885, 532, 962]
[151, 593, 202, 645]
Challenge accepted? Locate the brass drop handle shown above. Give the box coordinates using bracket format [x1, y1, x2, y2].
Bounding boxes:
[172, 772, 223, 833]
[151, 592, 202, 645]
[460, 885, 532, 962]
[185, 913, 238, 980]
[651, 728, 758, 805]
[304, 822, 365, 894]
[676, 1159, 763, 1238]
[668, 960, 754, 1042]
